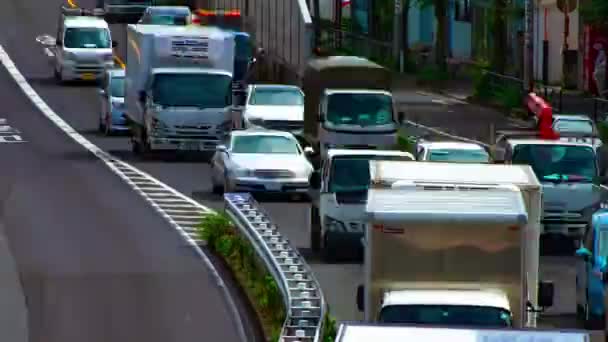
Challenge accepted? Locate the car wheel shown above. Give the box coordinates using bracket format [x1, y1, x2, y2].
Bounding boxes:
[54, 65, 63, 83]
[223, 174, 233, 193]
[211, 166, 223, 194]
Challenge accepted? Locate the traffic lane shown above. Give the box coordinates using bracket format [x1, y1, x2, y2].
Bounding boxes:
[0, 222, 28, 342]
[0, 63, 242, 342]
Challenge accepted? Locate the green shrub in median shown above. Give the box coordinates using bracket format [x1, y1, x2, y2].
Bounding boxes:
[198, 213, 285, 340]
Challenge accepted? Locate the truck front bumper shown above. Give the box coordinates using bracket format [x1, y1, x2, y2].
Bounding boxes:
[227, 176, 309, 193]
[149, 137, 224, 152]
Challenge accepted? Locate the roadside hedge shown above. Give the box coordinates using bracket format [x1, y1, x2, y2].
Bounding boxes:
[198, 212, 337, 342]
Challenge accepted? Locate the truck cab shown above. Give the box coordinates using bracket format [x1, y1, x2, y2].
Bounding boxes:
[377, 289, 512, 327]
[575, 210, 608, 329]
[53, 7, 116, 83]
[299, 56, 404, 160]
[96, 0, 153, 24]
[307, 149, 414, 261]
[498, 137, 608, 241]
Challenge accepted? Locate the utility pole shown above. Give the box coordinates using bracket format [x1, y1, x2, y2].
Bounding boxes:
[393, 0, 402, 71]
[523, 0, 535, 92]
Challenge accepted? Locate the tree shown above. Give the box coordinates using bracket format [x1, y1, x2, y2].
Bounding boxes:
[491, 0, 508, 74]
[581, 0, 608, 27]
[417, 0, 449, 71]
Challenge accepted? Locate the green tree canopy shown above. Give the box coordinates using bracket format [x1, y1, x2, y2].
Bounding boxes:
[581, 0, 608, 27]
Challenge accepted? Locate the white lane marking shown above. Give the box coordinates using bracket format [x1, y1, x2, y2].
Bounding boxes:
[0, 119, 26, 143]
[0, 44, 247, 342]
[431, 99, 447, 105]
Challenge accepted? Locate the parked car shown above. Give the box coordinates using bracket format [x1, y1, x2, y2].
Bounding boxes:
[415, 141, 491, 163]
[98, 68, 128, 135]
[210, 129, 314, 194]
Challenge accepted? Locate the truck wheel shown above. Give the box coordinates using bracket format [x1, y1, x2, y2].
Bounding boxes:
[310, 206, 321, 253]
[54, 66, 63, 83]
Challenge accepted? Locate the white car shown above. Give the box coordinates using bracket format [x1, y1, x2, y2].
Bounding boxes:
[210, 129, 314, 194]
[415, 141, 491, 163]
[239, 84, 305, 132]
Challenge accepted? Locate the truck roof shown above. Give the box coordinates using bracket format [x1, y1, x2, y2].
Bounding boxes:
[325, 89, 392, 96]
[335, 323, 590, 342]
[382, 289, 510, 311]
[64, 16, 109, 29]
[327, 149, 414, 160]
[370, 161, 540, 189]
[418, 141, 486, 151]
[151, 67, 232, 76]
[130, 23, 230, 38]
[366, 186, 528, 224]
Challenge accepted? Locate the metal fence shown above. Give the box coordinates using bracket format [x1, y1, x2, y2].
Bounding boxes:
[224, 193, 327, 342]
[200, 0, 313, 82]
[478, 71, 526, 108]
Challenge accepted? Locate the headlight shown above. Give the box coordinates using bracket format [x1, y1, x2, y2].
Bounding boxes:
[231, 167, 254, 177]
[324, 215, 346, 231]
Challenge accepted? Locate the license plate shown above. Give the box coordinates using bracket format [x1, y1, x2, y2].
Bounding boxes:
[266, 183, 282, 191]
[81, 73, 96, 80]
[181, 142, 201, 150]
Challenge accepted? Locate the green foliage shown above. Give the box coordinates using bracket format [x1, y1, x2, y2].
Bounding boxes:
[198, 213, 286, 341]
[597, 121, 608, 144]
[581, 0, 608, 27]
[472, 61, 523, 110]
[397, 133, 417, 153]
[416, 64, 449, 83]
[323, 311, 338, 342]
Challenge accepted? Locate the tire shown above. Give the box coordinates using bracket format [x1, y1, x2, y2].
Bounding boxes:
[310, 206, 321, 253]
[98, 116, 105, 133]
[210, 166, 223, 194]
[54, 66, 63, 83]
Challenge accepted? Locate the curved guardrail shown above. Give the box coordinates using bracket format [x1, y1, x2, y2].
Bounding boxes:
[224, 193, 327, 342]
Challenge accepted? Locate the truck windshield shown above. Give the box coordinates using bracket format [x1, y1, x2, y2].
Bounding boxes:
[326, 93, 393, 127]
[554, 119, 594, 134]
[64, 28, 110, 49]
[249, 87, 304, 106]
[512, 144, 597, 183]
[152, 73, 232, 108]
[110, 77, 125, 98]
[329, 155, 412, 193]
[378, 305, 512, 327]
[428, 149, 490, 163]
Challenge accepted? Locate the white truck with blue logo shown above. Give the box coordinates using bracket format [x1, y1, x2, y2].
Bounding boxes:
[125, 24, 235, 156]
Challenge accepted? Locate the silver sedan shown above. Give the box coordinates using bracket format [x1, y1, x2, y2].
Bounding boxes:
[210, 129, 314, 194]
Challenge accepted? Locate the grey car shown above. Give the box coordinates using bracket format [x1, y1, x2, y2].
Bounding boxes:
[210, 129, 314, 194]
[98, 68, 128, 135]
[137, 6, 192, 25]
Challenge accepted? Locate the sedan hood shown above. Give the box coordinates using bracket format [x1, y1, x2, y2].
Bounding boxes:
[232, 153, 311, 172]
[245, 105, 304, 122]
[542, 182, 608, 212]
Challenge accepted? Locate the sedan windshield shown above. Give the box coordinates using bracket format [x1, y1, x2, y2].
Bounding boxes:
[64, 28, 110, 48]
[554, 119, 594, 134]
[249, 88, 304, 106]
[232, 135, 299, 154]
[512, 144, 597, 182]
[326, 93, 393, 126]
[152, 73, 232, 108]
[428, 149, 490, 163]
[378, 305, 512, 327]
[110, 77, 125, 97]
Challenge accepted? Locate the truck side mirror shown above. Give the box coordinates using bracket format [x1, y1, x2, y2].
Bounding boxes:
[538, 281, 554, 308]
[356, 285, 364, 312]
[398, 111, 405, 123]
[138, 91, 146, 103]
[112, 40, 118, 48]
[309, 170, 321, 190]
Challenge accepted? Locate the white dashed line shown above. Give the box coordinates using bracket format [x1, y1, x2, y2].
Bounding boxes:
[0, 44, 247, 342]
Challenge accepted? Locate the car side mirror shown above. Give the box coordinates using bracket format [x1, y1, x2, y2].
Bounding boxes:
[99, 89, 106, 97]
[304, 146, 314, 155]
[56, 40, 63, 46]
[112, 40, 118, 48]
[538, 281, 554, 308]
[398, 111, 405, 123]
[138, 90, 146, 103]
[309, 170, 321, 190]
[576, 247, 592, 262]
[318, 113, 325, 123]
[216, 145, 227, 153]
[356, 285, 364, 312]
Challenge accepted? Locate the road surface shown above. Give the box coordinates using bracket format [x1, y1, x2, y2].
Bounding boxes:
[18, 0, 589, 335]
[0, 1, 252, 341]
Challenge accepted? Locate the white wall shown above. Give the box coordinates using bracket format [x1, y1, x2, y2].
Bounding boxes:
[534, 0, 579, 84]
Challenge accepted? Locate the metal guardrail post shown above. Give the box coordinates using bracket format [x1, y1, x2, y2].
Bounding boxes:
[224, 193, 327, 342]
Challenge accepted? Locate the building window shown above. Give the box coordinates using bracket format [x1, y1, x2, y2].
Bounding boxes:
[454, 0, 471, 22]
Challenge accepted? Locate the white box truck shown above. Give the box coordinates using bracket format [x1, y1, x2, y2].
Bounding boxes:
[335, 323, 591, 342]
[125, 24, 235, 155]
[358, 161, 553, 326]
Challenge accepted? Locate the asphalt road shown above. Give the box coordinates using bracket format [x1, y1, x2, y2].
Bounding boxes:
[13, 0, 589, 335]
[0, 1, 249, 341]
